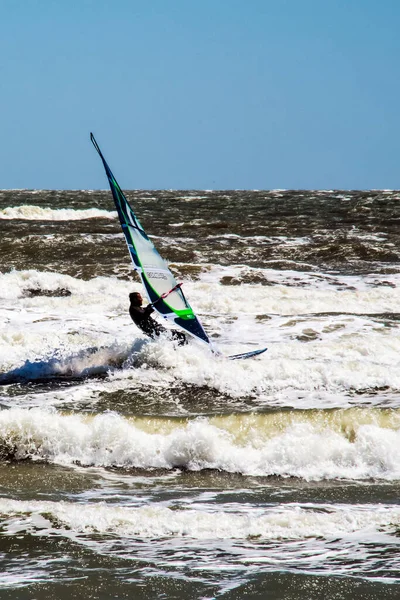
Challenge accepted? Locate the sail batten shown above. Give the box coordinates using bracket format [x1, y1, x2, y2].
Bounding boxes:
[90, 133, 211, 347]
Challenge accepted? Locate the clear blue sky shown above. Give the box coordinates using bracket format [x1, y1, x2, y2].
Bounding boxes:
[1, 0, 399, 189]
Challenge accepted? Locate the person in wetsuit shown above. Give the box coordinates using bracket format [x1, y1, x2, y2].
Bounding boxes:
[129, 292, 187, 345]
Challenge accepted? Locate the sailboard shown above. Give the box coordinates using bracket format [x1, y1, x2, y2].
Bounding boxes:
[90, 133, 267, 359]
[228, 347, 268, 360]
[90, 133, 210, 347]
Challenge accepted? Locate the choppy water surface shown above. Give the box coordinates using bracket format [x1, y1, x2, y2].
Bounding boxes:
[1, 189, 400, 599]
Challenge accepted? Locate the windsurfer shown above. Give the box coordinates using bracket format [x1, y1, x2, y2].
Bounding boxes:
[129, 292, 187, 345]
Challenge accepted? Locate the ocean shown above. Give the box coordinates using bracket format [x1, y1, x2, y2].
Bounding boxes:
[0, 189, 399, 599]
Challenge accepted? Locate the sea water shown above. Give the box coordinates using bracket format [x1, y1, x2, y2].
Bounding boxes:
[0, 189, 400, 599]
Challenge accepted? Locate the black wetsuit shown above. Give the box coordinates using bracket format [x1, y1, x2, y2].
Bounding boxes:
[129, 302, 187, 345]
[129, 303, 165, 338]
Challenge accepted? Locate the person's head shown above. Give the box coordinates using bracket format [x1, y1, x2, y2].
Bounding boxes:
[129, 292, 143, 306]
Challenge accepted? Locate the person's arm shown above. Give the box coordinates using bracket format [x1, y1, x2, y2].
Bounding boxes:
[143, 303, 155, 317]
[146, 295, 164, 312]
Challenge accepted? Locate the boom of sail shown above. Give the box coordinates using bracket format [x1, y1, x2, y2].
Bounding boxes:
[90, 133, 210, 346]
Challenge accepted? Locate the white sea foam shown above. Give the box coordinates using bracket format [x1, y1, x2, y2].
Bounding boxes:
[0, 496, 399, 540]
[1, 269, 400, 404]
[0, 408, 400, 480]
[0, 205, 116, 220]
[180, 195, 209, 201]
[195, 262, 400, 301]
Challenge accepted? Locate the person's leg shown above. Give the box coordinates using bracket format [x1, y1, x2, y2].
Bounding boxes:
[143, 323, 167, 339]
[171, 330, 188, 346]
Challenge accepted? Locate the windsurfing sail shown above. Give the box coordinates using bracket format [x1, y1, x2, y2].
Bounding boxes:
[90, 133, 211, 346]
